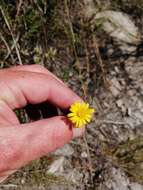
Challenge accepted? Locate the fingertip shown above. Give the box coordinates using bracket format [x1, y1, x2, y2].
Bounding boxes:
[58, 116, 85, 139]
[71, 95, 83, 104]
[64, 91, 83, 109]
[55, 116, 73, 140]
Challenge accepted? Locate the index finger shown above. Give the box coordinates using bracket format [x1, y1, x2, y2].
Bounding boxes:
[0, 69, 82, 110]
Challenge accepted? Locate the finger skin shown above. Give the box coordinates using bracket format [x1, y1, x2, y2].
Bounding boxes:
[0, 100, 19, 125]
[0, 116, 73, 174]
[8, 64, 68, 86]
[9, 65, 49, 74]
[0, 69, 81, 109]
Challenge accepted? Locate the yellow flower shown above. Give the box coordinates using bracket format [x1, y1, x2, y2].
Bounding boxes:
[67, 102, 95, 128]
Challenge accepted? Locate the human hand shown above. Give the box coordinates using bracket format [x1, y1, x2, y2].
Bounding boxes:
[0, 65, 84, 182]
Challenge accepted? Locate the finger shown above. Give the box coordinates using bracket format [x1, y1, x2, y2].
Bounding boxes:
[0, 65, 67, 126]
[0, 70, 82, 110]
[0, 100, 19, 126]
[0, 116, 75, 174]
[9, 65, 65, 85]
[10, 65, 49, 74]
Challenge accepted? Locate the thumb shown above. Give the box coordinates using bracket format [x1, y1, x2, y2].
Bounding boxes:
[0, 116, 84, 182]
[0, 116, 73, 172]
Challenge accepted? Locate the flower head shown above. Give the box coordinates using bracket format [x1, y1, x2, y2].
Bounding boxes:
[67, 102, 95, 128]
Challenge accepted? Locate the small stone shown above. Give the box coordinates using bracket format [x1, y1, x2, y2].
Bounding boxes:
[47, 157, 65, 174]
[110, 78, 122, 97]
[21, 178, 25, 184]
[114, 66, 120, 73]
[103, 102, 110, 108]
[127, 107, 132, 116]
[116, 99, 123, 108]
[81, 151, 88, 158]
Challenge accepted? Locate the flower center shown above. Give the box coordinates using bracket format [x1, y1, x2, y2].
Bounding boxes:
[77, 109, 86, 118]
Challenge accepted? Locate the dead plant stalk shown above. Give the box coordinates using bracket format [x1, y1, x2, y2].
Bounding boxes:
[0, 6, 22, 65]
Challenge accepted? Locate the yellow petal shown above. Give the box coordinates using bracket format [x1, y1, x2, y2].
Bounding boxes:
[67, 102, 95, 128]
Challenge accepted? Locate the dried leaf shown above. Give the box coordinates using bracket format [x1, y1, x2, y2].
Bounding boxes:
[47, 157, 65, 174]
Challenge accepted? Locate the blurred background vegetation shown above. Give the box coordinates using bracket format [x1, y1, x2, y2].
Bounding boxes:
[0, 0, 143, 87]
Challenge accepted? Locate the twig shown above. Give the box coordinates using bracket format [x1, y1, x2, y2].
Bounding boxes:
[83, 133, 94, 184]
[0, 32, 15, 64]
[0, 6, 22, 65]
[82, 30, 90, 99]
[64, 0, 88, 98]
[16, 0, 23, 17]
[4, 34, 20, 61]
[92, 34, 108, 87]
[84, 38, 90, 74]
[64, 1, 94, 184]
[96, 119, 130, 126]
[64, 0, 81, 72]
[0, 184, 17, 188]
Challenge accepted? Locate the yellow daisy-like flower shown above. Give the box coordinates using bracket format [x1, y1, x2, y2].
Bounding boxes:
[67, 102, 95, 128]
